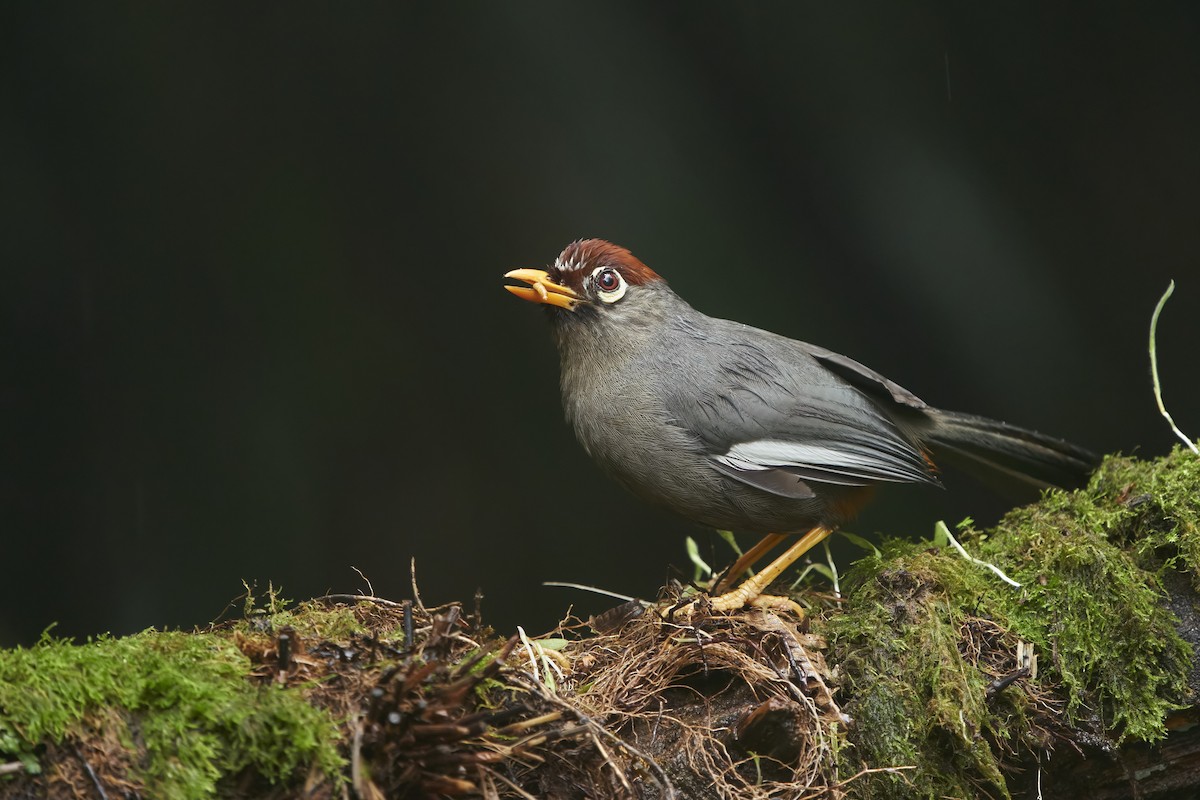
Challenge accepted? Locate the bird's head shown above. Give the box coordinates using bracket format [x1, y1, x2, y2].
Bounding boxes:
[504, 240, 670, 334]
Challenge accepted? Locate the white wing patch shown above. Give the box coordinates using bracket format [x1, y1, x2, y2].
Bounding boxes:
[714, 438, 929, 484]
[724, 440, 861, 469]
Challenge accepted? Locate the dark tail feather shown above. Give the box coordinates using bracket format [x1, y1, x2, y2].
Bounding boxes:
[924, 409, 1099, 496]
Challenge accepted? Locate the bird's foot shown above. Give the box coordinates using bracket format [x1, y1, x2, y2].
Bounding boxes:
[662, 589, 805, 621]
[710, 585, 806, 618]
[746, 593, 807, 617]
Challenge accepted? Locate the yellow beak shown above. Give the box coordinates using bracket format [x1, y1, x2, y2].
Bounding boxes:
[503, 269, 581, 310]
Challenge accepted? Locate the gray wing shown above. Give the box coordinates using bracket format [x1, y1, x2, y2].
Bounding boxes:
[807, 347, 928, 410]
[666, 334, 939, 500]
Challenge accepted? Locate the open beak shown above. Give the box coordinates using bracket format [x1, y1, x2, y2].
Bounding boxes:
[503, 269, 581, 310]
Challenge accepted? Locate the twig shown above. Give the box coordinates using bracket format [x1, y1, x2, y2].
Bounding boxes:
[403, 599, 414, 652]
[350, 714, 367, 797]
[410, 557, 427, 614]
[480, 765, 541, 800]
[314, 593, 406, 608]
[73, 745, 109, 800]
[1149, 280, 1198, 454]
[542, 582, 644, 604]
[350, 566, 375, 596]
[587, 727, 636, 796]
[985, 666, 1031, 700]
[494, 711, 563, 736]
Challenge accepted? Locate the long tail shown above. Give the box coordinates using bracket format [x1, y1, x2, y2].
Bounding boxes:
[923, 408, 1099, 495]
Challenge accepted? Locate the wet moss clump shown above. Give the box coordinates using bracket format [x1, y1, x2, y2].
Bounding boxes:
[824, 447, 1200, 798]
[0, 628, 345, 800]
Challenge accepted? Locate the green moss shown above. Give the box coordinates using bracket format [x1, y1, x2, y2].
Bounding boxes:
[828, 546, 1018, 798]
[0, 630, 344, 799]
[824, 448, 1199, 798]
[239, 601, 365, 644]
[983, 507, 1189, 739]
[234, 581, 367, 643]
[1088, 448, 1200, 580]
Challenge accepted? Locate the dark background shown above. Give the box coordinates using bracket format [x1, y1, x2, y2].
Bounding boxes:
[4, 4, 1198, 646]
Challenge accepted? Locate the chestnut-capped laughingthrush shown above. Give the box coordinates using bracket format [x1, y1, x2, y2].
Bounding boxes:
[504, 239, 1097, 614]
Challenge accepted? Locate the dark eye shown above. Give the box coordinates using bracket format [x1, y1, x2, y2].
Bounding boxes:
[596, 269, 621, 292]
[591, 265, 628, 303]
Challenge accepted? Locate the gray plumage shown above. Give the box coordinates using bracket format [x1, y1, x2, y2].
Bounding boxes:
[526, 239, 1097, 536]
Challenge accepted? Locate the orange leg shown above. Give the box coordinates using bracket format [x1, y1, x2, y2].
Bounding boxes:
[708, 526, 833, 614]
[712, 533, 786, 594]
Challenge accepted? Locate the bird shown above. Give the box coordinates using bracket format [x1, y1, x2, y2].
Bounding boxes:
[503, 239, 1098, 615]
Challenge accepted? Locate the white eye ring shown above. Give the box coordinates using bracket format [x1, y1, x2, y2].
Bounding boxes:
[591, 266, 627, 303]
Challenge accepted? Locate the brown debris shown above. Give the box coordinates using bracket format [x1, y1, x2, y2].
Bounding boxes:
[0, 584, 1121, 799]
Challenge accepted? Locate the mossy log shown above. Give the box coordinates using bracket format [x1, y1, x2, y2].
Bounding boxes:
[1, 449, 1198, 799]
